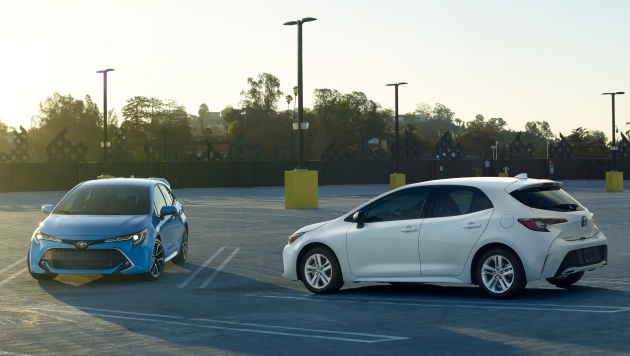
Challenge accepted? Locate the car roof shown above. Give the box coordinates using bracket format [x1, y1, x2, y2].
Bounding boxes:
[406, 174, 561, 194]
[79, 177, 168, 188]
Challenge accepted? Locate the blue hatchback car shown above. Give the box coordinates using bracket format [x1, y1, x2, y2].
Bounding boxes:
[28, 177, 188, 281]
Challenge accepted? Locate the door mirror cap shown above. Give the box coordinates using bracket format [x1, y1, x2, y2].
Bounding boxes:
[160, 205, 177, 219]
[352, 211, 365, 222]
[42, 204, 54, 214]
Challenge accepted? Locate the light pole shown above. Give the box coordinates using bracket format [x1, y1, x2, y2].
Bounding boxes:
[602, 91, 625, 171]
[284, 17, 316, 169]
[386, 82, 407, 173]
[97, 68, 115, 163]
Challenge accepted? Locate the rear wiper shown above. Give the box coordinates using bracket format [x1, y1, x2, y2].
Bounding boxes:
[551, 204, 578, 211]
[54, 210, 75, 215]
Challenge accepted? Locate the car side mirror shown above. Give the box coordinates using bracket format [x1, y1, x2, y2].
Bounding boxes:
[159, 206, 177, 219]
[42, 204, 54, 214]
[353, 211, 365, 229]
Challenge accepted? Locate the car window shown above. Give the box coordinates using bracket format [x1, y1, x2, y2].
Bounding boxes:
[158, 184, 174, 206]
[431, 186, 493, 218]
[510, 186, 584, 212]
[53, 185, 150, 215]
[153, 185, 168, 216]
[364, 187, 433, 222]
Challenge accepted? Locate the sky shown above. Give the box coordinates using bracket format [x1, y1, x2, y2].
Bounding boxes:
[1, 0, 629, 140]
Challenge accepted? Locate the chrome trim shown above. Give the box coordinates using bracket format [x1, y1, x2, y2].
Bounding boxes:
[560, 261, 607, 276]
[164, 250, 178, 262]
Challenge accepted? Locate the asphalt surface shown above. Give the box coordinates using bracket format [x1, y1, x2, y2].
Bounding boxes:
[1, 180, 629, 355]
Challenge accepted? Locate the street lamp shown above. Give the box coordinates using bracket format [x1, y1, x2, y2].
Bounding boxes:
[284, 17, 316, 169]
[602, 91, 625, 171]
[386, 82, 407, 173]
[97, 68, 115, 163]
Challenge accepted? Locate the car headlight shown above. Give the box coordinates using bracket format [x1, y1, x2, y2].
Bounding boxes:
[31, 230, 61, 246]
[287, 231, 305, 245]
[105, 229, 147, 246]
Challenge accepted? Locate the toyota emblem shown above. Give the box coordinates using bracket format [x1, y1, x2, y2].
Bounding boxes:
[581, 216, 587, 228]
[76, 241, 88, 249]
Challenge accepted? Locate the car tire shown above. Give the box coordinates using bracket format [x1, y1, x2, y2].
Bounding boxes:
[27, 251, 57, 281]
[476, 248, 526, 299]
[139, 239, 165, 281]
[546, 272, 584, 288]
[299, 247, 343, 294]
[172, 229, 188, 264]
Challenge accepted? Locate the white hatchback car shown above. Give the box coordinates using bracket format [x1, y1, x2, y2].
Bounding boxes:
[282, 174, 608, 298]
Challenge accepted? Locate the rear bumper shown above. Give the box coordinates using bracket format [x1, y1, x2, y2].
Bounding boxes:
[553, 245, 608, 277]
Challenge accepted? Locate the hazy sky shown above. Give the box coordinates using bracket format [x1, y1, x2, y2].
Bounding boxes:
[1, 0, 629, 139]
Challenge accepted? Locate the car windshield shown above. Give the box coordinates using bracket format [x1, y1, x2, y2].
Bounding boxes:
[510, 185, 584, 212]
[53, 185, 151, 215]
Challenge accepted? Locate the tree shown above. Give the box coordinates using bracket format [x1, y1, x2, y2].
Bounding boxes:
[565, 127, 607, 158]
[411, 103, 459, 145]
[456, 114, 511, 159]
[0, 119, 11, 153]
[310, 89, 390, 158]
[29, 92, 102, 162]
[525, 121, 554, 140]
[236, 73, 290, 148]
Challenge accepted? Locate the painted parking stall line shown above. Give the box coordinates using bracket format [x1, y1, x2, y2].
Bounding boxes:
[199, 247, 240, 288]
[247, 293, 630, 314]
[33, 306, 409, 343]
[0, 258, 27, 287]
[178, 247, 240, 289]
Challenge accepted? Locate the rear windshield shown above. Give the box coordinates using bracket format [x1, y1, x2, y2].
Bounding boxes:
[53, 185, 150, 215]
[510, 186, 584, 212]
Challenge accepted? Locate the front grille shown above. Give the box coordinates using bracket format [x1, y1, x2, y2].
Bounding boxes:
[40, 248, 129, 270]
[554, 245, 607, 277]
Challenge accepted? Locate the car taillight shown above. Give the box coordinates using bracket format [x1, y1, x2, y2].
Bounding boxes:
[518, 218, 567, 232]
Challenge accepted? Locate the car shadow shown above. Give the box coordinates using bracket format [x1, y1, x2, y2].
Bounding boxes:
[30, 269, 630, 355]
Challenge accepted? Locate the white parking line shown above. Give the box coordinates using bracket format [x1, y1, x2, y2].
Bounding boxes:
[33, 306, 408, 343]
[178, 247, 225, 288]
[0, 269, 28, 287]
[247, 294, 630, 313]
[0, 258, 26, 274]
[199, 247, 240, 288]
[0, 258, 27, 287]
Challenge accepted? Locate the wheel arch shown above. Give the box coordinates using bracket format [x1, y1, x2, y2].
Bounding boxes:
[295, 242, 338, 281]
[470, 243, 525, 285]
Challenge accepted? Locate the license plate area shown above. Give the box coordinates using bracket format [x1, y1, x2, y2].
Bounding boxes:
[581, 247, 601, 264]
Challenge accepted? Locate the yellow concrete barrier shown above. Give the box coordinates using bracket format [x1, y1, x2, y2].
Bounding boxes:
[605, 171, 623, 192]
[390, 173, 406, 190]
[285, 169, 318, 209]
[97, 174, 114, 179]
[498, 172, 509, 177]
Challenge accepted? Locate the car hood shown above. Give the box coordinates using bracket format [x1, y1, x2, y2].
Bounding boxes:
[41, 214, 150, 237]
[296, 220, 330, 234]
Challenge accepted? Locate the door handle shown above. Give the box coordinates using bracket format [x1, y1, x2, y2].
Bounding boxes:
[462, 222, 481, 229]
[400, 226, 419, 233]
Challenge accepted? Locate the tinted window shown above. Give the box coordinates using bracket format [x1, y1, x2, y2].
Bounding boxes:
[363, 187, 432, 222]
[510, 186, 584, 212]
[431, 186, 493, 217]
[54, 185, 150, 215]
[153, 186, 168, 216]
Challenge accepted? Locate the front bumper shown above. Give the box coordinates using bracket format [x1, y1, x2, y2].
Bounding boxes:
[29, 239, 151, 275]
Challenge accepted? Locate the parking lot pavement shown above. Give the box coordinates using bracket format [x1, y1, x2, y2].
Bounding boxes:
[1, 181, 630, 355]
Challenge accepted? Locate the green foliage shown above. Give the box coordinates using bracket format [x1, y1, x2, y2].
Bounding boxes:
[566, 127, 607, 158]
[455, 114, 512, 159]
[29, 92, 102, 162]
[120, 96, 192, 160]
[525, 121, 554, 140]
[0, 119, 11, 153]
[310, 89, 390, 158]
